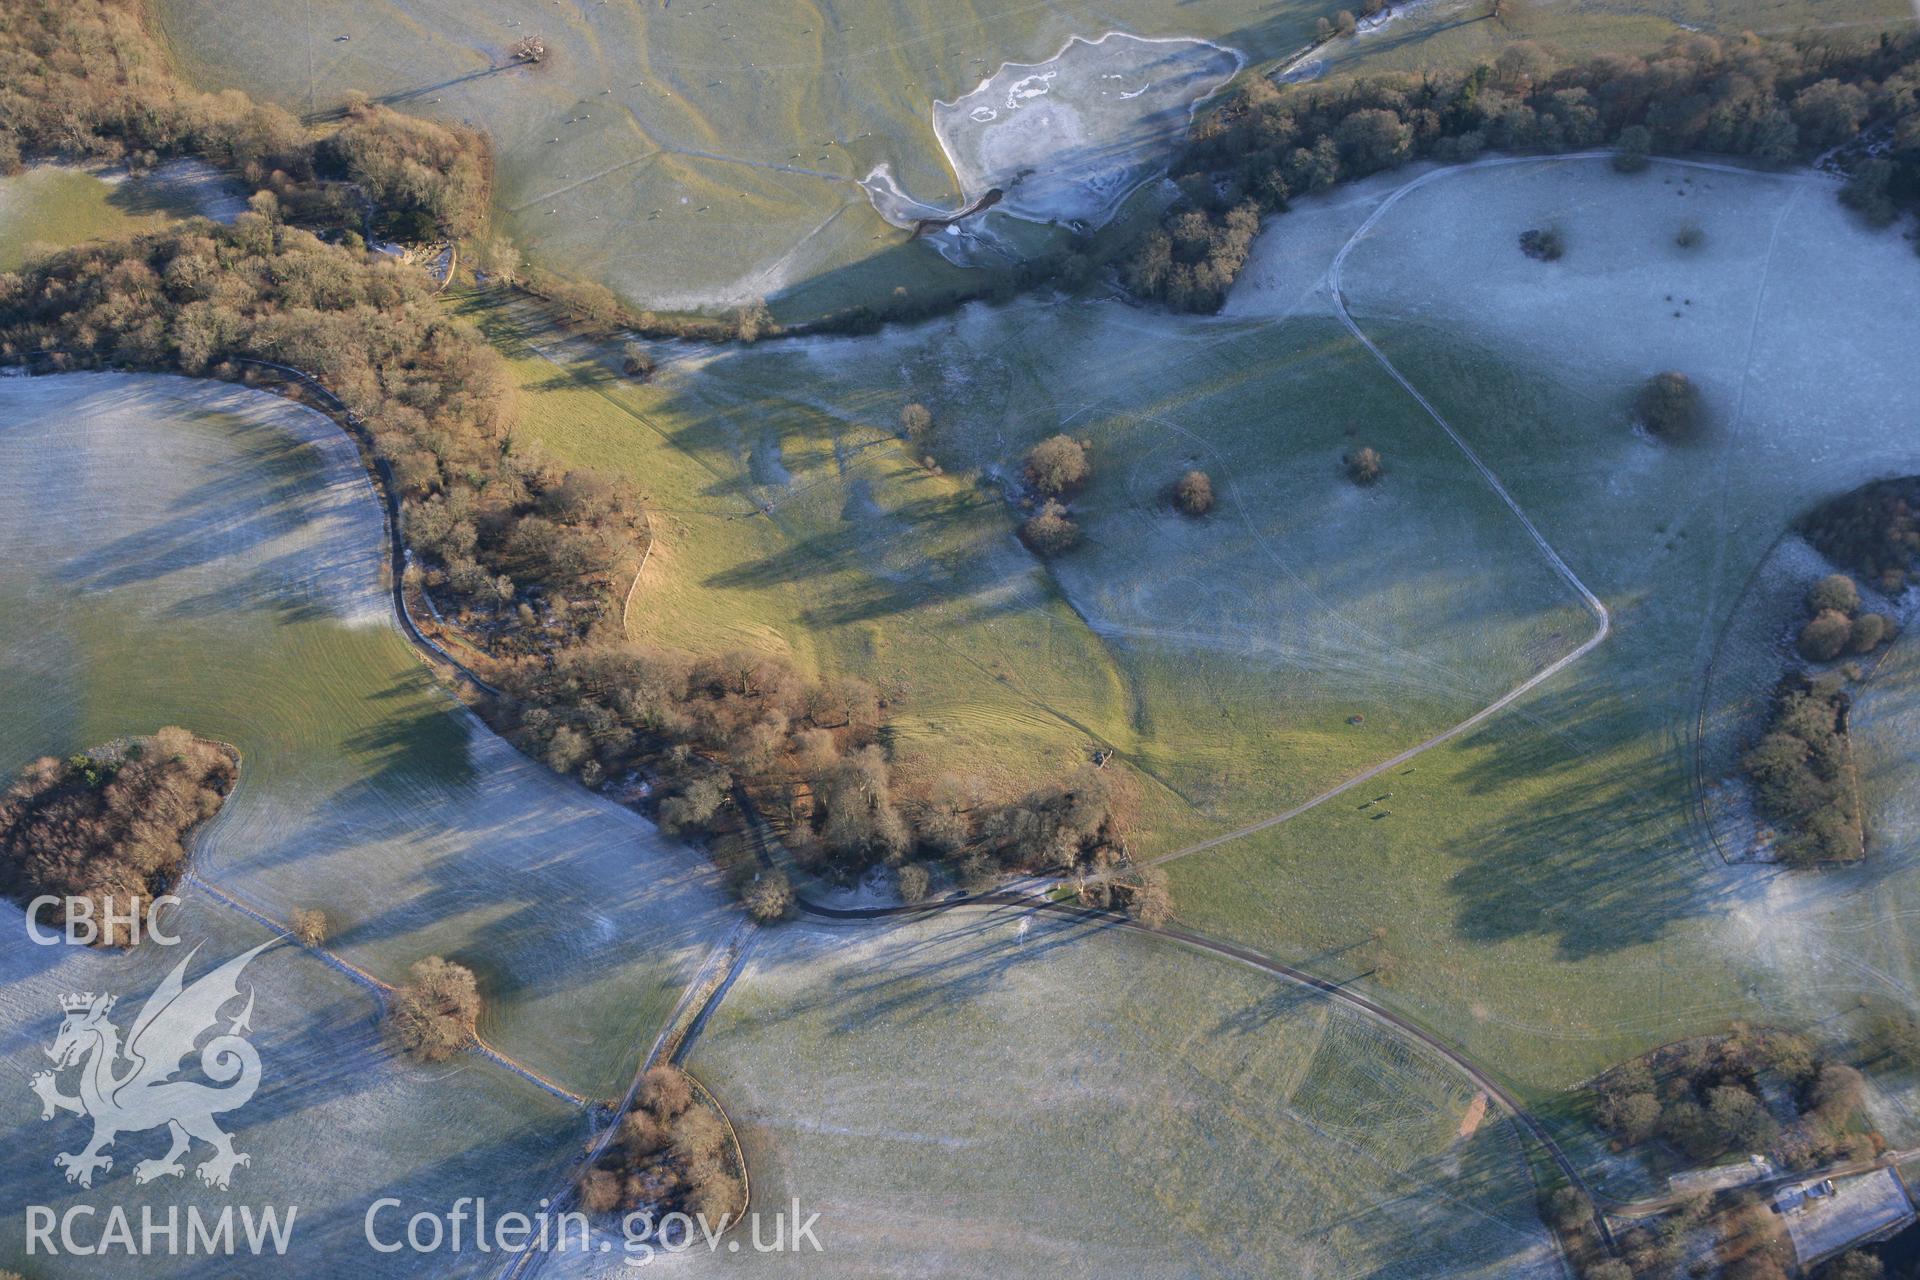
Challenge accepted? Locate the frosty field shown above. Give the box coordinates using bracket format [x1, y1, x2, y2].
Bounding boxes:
[147, 0, 1892, 319]
[10, 0, 1920, 1268]
[152, 0, 1315, 316]
[472, 286, 1590, 843]
[0, 374, 735, 1100]
[1166, 154, 1920, 1191]
[552, 906, 1561, 1278]
[0, 895, 587, 1278]
[0, 162, 243, 271]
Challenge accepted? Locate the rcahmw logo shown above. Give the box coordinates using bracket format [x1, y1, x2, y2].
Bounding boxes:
[25, 940, 299, 1258]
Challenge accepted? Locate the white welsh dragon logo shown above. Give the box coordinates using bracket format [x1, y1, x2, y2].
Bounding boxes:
[30, 941, 269, 1191]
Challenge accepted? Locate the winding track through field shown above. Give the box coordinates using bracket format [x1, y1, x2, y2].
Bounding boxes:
[226, 182, 1635, 1254]
[1136, 178, 1612, 866]
[796, 889, 1611, 1227]
[99, 161, 1817, 1259]
[1146, 153, 1832, 871]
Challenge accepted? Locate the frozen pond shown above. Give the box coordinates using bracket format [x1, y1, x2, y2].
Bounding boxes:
[880, 32, 1242, 229]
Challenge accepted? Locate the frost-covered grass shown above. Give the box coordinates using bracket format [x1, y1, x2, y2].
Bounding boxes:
[0, 162, 238, 270]
[148, 0, 1318, 316]
[471, 285, 1585, 841]
[0, 893, 588, 1278]
[1299, 0, 1914, 87]
[0, 374, 734, 1099]
[1169, 157, 1920, 1186]
[648, 908, 1560, 1279]
[149, 0, 1903, 317]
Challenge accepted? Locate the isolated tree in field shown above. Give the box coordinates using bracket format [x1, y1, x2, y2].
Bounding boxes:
[1345, 446, 1383, 485]
[1799, 609, 1854, 661]
[289, 908, 328, 946]
[1808, 573, 1861, 616]
[1022, 500, 1081, 556]
[621, 341, 655, 380]
[513, 34, 547, 64]
[1518, 227, 1564, 261]
[1676, 222, 1705, 249]
[742, 868, 793, 921]
[1024, 434, 1090, 496]
[1334, 9, 1358, 35]
[1635, 371, 1703, 441]
[388, 956, 481, 1061]
[900, 403, 933, 439]
[1174, 469, 1214, 516]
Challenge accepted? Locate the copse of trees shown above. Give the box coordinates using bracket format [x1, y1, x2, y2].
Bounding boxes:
[1801, 477, 1920, 594]
[501, 643, 1167, 914]
[1131, 31, 1920, 310]
[0, 2, 493, 243]
[1592, 1030, 1875, 1170]
[579, 1065, 745, 1223]
[0, 728, 235, 946]
[1797, 573, 1892, 661]
[387, 956, 481, 1061]
[320, 98, 491, 240]
[1742, 672, 1864, 864]
[1021, 499, 1081, 556]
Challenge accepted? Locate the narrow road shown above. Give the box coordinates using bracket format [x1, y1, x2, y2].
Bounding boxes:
[231, 358, 503, 698]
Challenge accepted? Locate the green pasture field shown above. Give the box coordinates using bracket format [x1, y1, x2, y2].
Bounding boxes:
[468, 286, 1587, 842]
[0, 374, 735, 1100]
[1166, 156, 1920, 1197]
[0, 165, 214, 271]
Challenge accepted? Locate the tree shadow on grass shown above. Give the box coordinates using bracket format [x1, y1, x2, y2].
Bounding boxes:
[1440, 673, 1730, 960]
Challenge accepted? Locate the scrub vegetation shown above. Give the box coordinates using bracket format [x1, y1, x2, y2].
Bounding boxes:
[0, 727, 234, 945]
